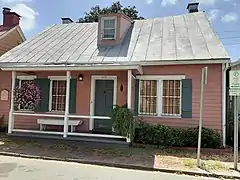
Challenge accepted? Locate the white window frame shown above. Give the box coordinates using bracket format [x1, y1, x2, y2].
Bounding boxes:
[48, 76, 68, 112]
[16, 76, 37, 111]
[101, 16, 117, 40]
[137, 75, 185, 118]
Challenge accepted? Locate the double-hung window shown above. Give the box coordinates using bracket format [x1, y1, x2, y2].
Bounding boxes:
[139, 76, 183, 117]
[162, 80, 181, 115]
[102, 17, 116, 40]
[49, 77, 67, 112]
[139, 80, 158, 115]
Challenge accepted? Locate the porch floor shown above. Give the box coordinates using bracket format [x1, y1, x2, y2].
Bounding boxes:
[8, 132, 129, 148]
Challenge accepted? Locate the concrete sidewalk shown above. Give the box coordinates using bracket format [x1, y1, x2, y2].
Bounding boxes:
[0, 151, 239, 179]
[0, 155, 221, 180]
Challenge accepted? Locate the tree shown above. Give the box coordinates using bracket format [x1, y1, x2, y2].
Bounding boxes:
[78, 1, 144, 23]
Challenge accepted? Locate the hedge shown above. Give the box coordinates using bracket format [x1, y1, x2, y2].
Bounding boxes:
[134, 122, 221, 148]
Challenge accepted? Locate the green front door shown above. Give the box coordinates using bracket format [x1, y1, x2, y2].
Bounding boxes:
[93, 80, 114, 134]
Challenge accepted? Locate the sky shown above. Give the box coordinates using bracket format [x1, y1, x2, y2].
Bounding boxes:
[0, 0, 239, 60]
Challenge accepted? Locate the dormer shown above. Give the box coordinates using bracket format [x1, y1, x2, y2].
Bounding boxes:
[97, 13, 132, 46]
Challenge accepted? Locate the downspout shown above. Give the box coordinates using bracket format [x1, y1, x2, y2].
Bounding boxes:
[222, 62, 230, 147]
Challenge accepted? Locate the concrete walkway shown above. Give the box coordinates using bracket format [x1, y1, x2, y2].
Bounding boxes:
[0, 155, 220, 180]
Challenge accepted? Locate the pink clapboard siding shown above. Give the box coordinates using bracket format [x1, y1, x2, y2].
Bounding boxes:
[0, 63, 223, 133]
[140, 64, 222, 132]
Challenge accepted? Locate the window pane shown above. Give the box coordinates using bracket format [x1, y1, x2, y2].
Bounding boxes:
[163, 80, 169, 96]
[169, 80, 174, 96]
[104, 19, 115, 28]
[139, 80, 157, 115]
[173, 98, 180, 114]
[51, 80, 66, 112]
[162, 80, 181, 115]
[103, 29, 115, 39]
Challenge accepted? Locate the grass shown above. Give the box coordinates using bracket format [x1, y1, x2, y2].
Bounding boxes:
[183, 159, 196, 168]
[183, 158, 228, 171]
[201, 161, 228, 171]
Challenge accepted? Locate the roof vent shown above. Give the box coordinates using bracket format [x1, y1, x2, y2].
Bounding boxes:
[61, 17, 73, 24]
[187, 2, 199, 13]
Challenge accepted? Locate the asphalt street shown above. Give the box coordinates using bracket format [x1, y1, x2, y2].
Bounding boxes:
[0, 155, 220, 180]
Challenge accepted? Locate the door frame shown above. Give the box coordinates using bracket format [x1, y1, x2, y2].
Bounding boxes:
[89, 75, 117, 130]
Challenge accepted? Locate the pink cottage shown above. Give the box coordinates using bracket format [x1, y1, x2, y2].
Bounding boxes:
[0, 3, 230, 146]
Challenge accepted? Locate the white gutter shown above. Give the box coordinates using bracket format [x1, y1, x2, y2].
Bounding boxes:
[0, 59, 230, 68]
[1, 65, 143, 74]
[139, 59, 230, 66]
[222, 62, 230, 147]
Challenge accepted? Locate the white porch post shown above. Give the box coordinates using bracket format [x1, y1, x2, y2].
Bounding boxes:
[8, 71, 16, 134]
[127, 70, 132, 109]
[127, 70, 132, 143]
[63, 71, 71, 138]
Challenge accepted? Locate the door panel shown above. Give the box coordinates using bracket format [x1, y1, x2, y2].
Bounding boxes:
[93, 80, 114, 134]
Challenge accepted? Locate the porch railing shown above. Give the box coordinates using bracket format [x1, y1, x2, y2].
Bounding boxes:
[11, 112, 128, 141]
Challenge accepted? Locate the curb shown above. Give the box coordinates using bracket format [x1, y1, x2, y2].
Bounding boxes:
[0, 151, 238, 179]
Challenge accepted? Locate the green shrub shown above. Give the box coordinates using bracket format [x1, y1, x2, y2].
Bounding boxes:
[0, 115, 6, 132]
[134, 122, 221, 148]
[110, 104, 135, 139]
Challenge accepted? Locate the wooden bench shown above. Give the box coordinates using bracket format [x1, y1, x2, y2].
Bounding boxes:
[37, 119, 83, 132]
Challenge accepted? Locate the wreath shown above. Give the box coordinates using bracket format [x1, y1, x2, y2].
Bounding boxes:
[14, 81, 41, 111]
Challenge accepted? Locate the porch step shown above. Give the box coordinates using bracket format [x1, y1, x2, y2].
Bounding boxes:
[8, 132, 130, 148]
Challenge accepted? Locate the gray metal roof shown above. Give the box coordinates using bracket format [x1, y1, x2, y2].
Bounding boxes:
[0, 12, 229, 66]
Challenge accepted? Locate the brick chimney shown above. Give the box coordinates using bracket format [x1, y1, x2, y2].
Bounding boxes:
[61, 17, 73, 24]
[2, 7, 21, 27]
[187, 2, 199, 13]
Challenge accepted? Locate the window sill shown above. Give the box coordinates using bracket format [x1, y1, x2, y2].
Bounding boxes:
[138, 115, 182, 119]
[46, 111, 65, 115]
[102, 38, 116, 40]
[160, 115, 181, 119]
[15, 110, 34, 113]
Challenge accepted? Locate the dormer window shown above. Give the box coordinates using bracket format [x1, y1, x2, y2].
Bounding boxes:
[98, 13, 132, 46]
[102, 17, 116, 40]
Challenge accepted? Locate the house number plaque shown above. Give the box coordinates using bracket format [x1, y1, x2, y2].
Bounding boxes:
[0, 89, 9, 101]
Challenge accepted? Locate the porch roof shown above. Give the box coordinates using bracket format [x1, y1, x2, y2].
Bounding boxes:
[0, 63, 143, 73]
[230, 59, 240, 67]
[0, 12, 229, 68]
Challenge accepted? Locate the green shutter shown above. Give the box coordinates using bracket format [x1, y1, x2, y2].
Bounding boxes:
[13, 79, 20, 110]
[34, 78, 50, 112]
[181, 79, 192, 118]
[15, 78, 19, 88]
[134, 79, 139, 115]
[69, 78, 77, 113]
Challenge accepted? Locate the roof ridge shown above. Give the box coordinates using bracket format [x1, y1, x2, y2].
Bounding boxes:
[133, 11, 204, 21]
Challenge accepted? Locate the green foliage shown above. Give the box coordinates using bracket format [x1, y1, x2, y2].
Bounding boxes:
[226, 110, 234, 147]
[78, 1, 144, 23]
[0, 115, 4, 126]
[0, 115, 6, 132]
[134, 122, 221, 148]
[110, 104, 135, 140]
[226, 109, 240, 147]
